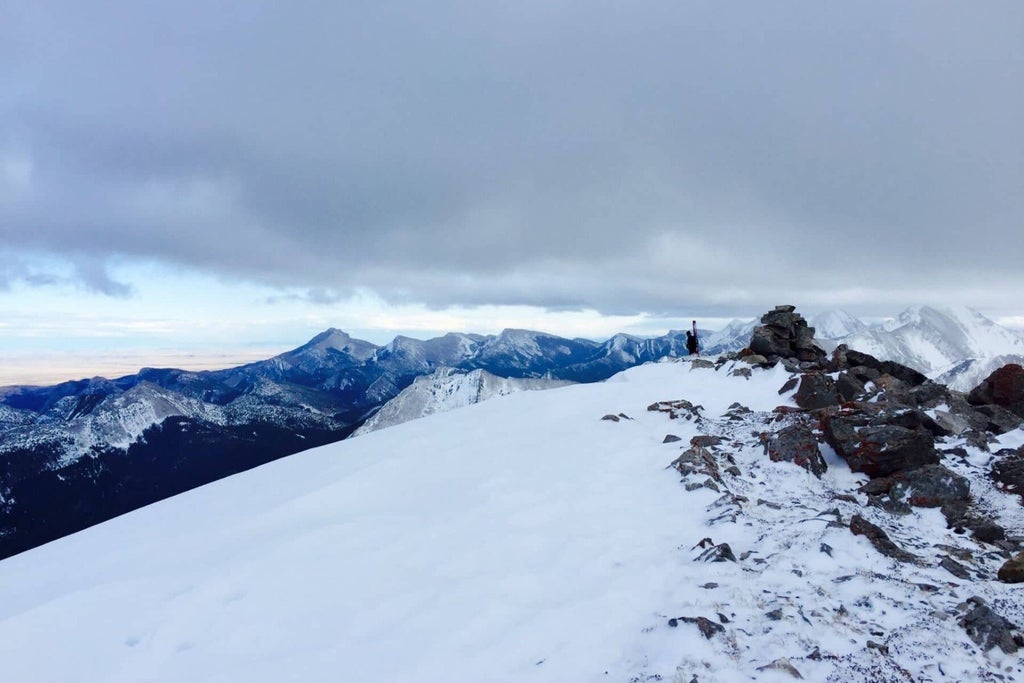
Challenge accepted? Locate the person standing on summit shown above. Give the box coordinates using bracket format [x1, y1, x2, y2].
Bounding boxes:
[686, 320, 699, 356]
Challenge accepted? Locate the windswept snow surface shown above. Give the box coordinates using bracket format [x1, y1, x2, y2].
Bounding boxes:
[353, 367, 572, 436]
[0, 361, 1021, 682]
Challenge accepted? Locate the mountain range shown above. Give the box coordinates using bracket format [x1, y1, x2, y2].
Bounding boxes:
[0, 304, 1021, 559]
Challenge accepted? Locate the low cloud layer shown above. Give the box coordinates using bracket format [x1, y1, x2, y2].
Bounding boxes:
[2, 1, 1021, 319]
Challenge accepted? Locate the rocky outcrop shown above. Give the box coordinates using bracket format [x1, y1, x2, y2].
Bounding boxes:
[889, 464, 969, 509]
[749, 305, 826, 363]
[849, 514, 920, 563]
[968, 363, 1024, 419]
[991, 446, 1024, 501]
[793, 374, 839, 411]
[823, 416, 938, 479]
[767, 424, 827, 477]
[959, 597, 1020, 654]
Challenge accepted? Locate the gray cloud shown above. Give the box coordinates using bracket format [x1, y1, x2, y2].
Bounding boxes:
[1, 1, 1022, 319]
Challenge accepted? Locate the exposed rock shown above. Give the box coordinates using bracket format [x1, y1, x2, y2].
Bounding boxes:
[991, 446, 1024, 501]
[749, 305, 826, 363]
[997, 553, 1024, 583]
[835, 372, 866, 402]
[767, 424, 827, 477]
[939, 555, 972, 579]
[662, 434, 682, 443]
[971, 403, 1023, 435]
[689, 359, 715, 370]
[970, 519, 1006, 544]
[729, 367, 752, 379]
[823, 418, 938, 478]
[600, 414, 621, 422]
[778, 377, 799, 395]
[794, 374, 840, 411]
[695, 542, 737, 563]
[755, 658, 803, 679]
[959, 597, 1020, 654]
[690, 435, 723, 448]
[648, 399, 704, 421]
[765, 608, 783, 621]
[968, 363, 1024, 419]
[739, 354, 769, 365]
[889, 464, 969, 509]
[669, 615, 725, 639]
[837, 347, 928, 387]
[849, 514, 920, 563]
[883, 409, 950, 438]
[672, 447, 722, 484]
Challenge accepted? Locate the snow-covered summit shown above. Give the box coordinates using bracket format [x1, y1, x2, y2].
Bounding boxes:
[809, 309, 868, 339]
[353, 367, 572, 436]
[1, 359, 1021, 682]
[287, 327, 380, 361]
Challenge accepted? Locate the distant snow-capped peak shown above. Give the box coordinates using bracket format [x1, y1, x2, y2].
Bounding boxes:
[809, 310, 868, 339]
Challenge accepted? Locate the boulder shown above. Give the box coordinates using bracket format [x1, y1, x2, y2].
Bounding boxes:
[767, 424, 827, 477]
[839, 348, 928, 387]
[971, 403, 1024, 435]
[849, 514, 920, 563]
[991, 446, 1024, 501]
[997, 553, 1024, 584]
[835, 372, 866, 402]
[823, 417, 938, 478]
[672, 447, 721, 483]
[889, 464, 969, 509]
[968, 363, 1024, 418]
[960, 597, 1020, 654]
[794, 374, 840, 411]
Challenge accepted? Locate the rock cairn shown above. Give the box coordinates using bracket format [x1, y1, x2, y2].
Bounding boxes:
[749, 305, 825, 363]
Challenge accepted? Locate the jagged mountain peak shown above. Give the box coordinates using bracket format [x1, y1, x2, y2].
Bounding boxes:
[809, 309, 868, 339]
[285, 328, 379, 363]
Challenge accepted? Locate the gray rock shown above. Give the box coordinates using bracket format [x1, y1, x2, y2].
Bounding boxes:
[823, 417, 938, 478]
[850, 514, 920, 563]
[662, 434, 682, 443]
[992, 446, 1024, 502]
[690, 435, 723, 448]
[939, 555, 972, 579]
[835, 372, 866, 402]
[672, 446, 721, 483]
[669, 615, 725, 639]
[842, 349, 928, 387]
[767, 424, 827, 477]
[739, 354, 769, 365]
[695, 542, 737, 563]
[960, 597, 1019, 654]
[794, 374, 840, 411]
[972, 403, 1024, 435]
[889, 464, 969, 509]
[968, 363, 1024, 419]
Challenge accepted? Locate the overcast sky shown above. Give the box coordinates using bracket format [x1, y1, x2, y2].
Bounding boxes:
[1, 1, 1022, 381]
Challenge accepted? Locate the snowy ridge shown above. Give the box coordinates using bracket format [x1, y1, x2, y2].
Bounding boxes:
[0, 360, 1020, 681]
[810, 309, 868, 339]
[354, 368, 573, 436]
[707, 306, 1024, 391]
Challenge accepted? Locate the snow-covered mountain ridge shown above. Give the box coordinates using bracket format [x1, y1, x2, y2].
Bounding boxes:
[0, 325, 695, 559]
[1, 356, 1021, 682]
[353, 367, 573, 436]
[706, 306, 1024, 392]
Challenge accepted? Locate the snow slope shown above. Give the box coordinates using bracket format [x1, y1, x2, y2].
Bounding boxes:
[353, 367, 572, 436]
[0, 360, 1021, 682]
